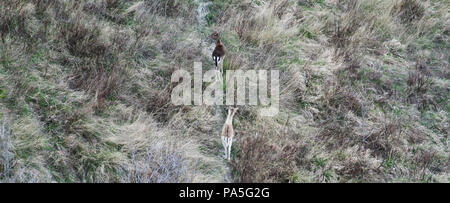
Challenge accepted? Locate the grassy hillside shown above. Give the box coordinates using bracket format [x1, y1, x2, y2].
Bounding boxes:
[0, 0, 448, 182]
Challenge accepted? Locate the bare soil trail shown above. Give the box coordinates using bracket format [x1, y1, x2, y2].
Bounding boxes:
[193, 0, 233, 183]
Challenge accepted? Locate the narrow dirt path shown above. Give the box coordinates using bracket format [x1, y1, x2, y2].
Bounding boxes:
[194, 0, 233, 183]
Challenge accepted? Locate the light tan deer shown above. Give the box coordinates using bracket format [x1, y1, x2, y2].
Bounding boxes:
[221, 107, 238, 160]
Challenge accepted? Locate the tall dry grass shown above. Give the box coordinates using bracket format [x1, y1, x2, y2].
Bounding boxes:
[0, 0, 448, 183]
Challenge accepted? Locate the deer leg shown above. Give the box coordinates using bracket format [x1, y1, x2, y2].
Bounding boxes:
[220, 56, 225, 78]
[221, 136, 228, 159]
[227, 137, 232, 160]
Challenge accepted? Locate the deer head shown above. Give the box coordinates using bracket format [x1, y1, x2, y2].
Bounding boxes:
[226, 107, 238, 123]
[208, 31, 220, 41]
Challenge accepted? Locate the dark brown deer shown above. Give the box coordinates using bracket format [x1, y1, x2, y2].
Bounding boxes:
[209, 31, 226, 73]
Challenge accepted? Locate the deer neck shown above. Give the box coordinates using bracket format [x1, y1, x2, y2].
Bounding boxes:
[225, 110, 234, 124]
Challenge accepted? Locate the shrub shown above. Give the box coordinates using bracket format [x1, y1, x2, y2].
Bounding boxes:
[60, 13, 106, 58]
[391, 0, 424, 25]
[0, 120, 44, 182]
[364, 121, 402, 158]
[0, 121, 12, 182]
[142, 0, 195, 19]
[336, 147, 381, 182]
[407, 61, 434, 110]
[118, 145, 194, 183]
[232, 133, 298, 182]
[0, 1, 34, 43]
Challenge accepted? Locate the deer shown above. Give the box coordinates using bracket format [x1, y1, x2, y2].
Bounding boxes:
[209, 31, 226, 80]
[221, 107, 238, 160]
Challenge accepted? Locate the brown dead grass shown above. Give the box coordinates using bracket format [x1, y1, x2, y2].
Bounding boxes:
[0, 0, 448, 183]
